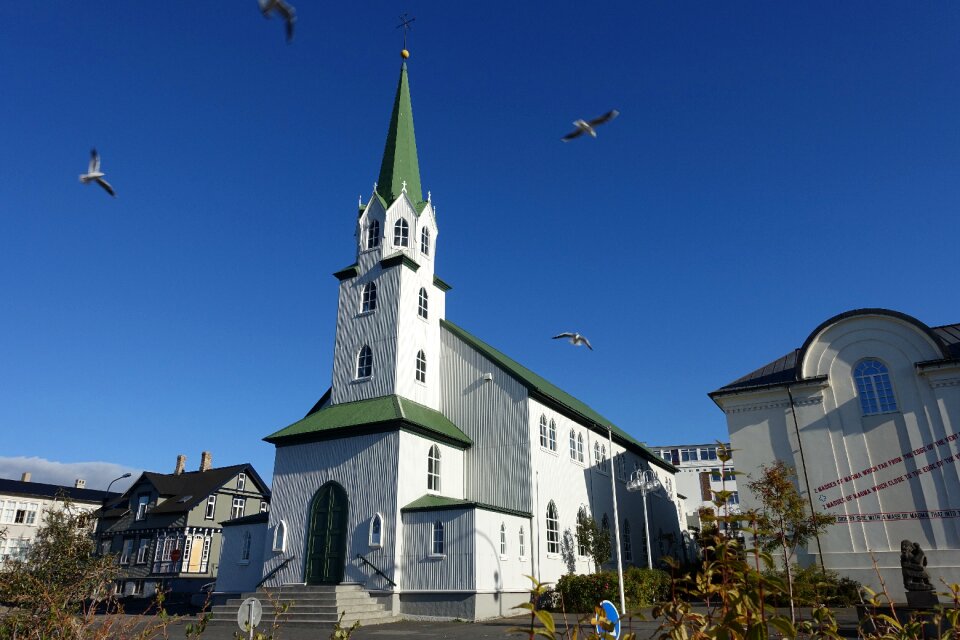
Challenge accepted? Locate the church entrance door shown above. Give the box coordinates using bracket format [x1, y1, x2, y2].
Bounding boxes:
[305, 482, 348, 585]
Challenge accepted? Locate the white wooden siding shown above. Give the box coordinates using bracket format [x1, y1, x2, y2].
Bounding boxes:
[439, 328, 532, 513]
[473, 509, 532, 593]
[400, 509, 474, 591]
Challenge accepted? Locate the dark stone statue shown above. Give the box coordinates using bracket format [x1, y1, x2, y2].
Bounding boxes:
[900, 539, 938, 607]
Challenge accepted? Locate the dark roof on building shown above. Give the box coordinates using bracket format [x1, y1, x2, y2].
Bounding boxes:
[711, 309, 960, 397]
[221, 511, 269, 527]
[104, 464, 270, 515]
[0, 477, 119, 504]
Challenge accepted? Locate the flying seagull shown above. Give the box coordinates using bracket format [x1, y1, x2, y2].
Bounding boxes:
[561, 110, 619, 142]
[79, 149, 116, 197]
[258, 0, 296, 42]
[552, 332, 593, 350]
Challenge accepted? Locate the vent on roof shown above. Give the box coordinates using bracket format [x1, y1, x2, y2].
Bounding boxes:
[177, 495, 193, 503]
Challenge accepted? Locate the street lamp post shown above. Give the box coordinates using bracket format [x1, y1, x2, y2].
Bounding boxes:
[104, 473, 132, 505]
[627, 469, 661, 570]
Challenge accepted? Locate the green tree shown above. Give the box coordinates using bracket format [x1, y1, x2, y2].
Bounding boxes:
[746, 460, 835, 623]
[576, 513, 611, 573]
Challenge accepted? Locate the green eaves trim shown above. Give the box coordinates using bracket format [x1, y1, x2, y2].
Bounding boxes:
[333, 264, 359, 281]
[381, 252, 420, 272]
[433, 275, 452, 291]
[263, 395, 472, 448]
[440, 320, 677, 474]
[402, 494, 532, 519]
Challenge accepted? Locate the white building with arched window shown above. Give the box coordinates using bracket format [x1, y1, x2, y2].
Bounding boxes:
[710, 308, 960, 600]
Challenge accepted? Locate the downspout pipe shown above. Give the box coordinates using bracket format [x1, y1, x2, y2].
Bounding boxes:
[786, 385, 826, 571]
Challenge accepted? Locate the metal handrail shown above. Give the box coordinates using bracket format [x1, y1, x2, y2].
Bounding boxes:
[256, 556, 293, 589]
[356, 554, 396, 587]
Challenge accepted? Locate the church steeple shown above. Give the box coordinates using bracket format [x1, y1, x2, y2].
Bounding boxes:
[377, 62, 423, 207]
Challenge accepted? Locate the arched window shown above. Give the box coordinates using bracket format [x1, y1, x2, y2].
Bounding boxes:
[432, 521, 444, 555]
[241, 531, 252, 561]
[519, 526, 526, 558]
[421, 226, 431, 255]
[548, 419, 557, 451]
[577, 507, 588, 556]
[418, 288, 428, 319]
[427, 445, 441, 492]
[577, 433, 584, 463]
[356, 346, 373, 379]
[546, 501, 560, 554]
[854, 359, 898, 415]
[594, 441, 601, 465]
[416, 350, 427, 383]
[569, 429, 577, 460]
[272, 520, 286, 553]
[539, 415, 548, 448]
[369, 513, 383, 547]
[601, 445, 607, 465]
[499, 523, 506, 556]
[394, 218, 409, 246]
[361, 281, 377, 313]
[623, 520, 632, 562]
[366, 219, 380, 250]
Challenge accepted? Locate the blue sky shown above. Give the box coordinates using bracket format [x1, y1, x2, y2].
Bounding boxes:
[1, 2, 958, 492]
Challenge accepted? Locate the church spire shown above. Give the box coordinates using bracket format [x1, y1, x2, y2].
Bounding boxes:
[377, 61, 423, 208]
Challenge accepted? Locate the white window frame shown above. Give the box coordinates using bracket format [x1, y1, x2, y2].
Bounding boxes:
[205, 495, 216, 520]
[519, 526, 526, 560]
[539, 415, 548, 448]
[416, 350, 427, 384]
[136, 538, 150, 564]
[361, 281, 378, 314]
[120, 539, 134, 565]
[369, 513, 383, 548]
[418, 287, 429, 320]
[357, 345, 373, 380]
[854, 358, 899, 415]
[366, 219, 381, 250]
[548, 419, 557, 451]
[420, 226, 430, 255]
[232, 496, 246, 520]
[427, 445, 441, 492]
[569, 429, 577, 460]
[394, 218, 409, 247]
[136, 495, 150, 521]
[499, 523, 507, 559]
[577, 433, 584, 463]
[546, 501, 559, 555]
[237, 472, 246, 491]
[577, 507, 588, 557]
[431, 520, 445, 557]
[272, 520, 287, 553]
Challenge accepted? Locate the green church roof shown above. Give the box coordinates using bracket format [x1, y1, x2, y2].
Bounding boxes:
[377, 63, 424, 210]
[402, 494, 532, 519]
[441, 320, 677, 473]
[264, 394, 472, 448]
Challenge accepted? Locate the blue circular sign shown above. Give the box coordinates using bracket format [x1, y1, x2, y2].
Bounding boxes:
[595, 599, 620, 639]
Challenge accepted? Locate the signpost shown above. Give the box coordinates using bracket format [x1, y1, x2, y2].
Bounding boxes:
[594, 599, 621, 639]
[237, 597, 262, 640]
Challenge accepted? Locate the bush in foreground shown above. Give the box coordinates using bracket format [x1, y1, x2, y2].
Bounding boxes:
[555, 567, 670, 613]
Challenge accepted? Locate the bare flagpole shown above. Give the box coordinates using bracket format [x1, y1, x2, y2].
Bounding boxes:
[608, 427, 626, 613]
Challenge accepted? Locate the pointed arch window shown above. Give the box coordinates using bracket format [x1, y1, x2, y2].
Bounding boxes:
[361, 281, 377, 313]
[623, 520, 632, 562]
[369, 513, 383, 548]
[594, 441, 601, 465]
[394, 218, 409, 247]
[546, 501, 560, 555]
[577, 507, 588, 556]
[356, 346, 373, 379]
[519, 526, 526, 558]
[432, 521, 445, 555]
[601, 513, 611, 550]
[366, 219, 381, 250]
[854, 359, 898, 415]
[577, 433, 584, 463]
[416, 350, 427, 383]
[418, 288, 428, 320]
[569, 429, 577, 460]
[539, 415, 548, 448]
[241, 531, 252, 562]
[548, 419, 557, 451]
[421, 226, 431, 256]
[272, 520, 287, 553]
[427, 445, 441, 492]
[499, 523, 506, 556]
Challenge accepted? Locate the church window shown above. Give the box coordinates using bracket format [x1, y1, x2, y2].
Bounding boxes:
[594, 442, 601, 466]
[577, 507, 588, 556]
[367, 219, 381, 250]
[623, 520, 632, 562]
[357, 346, 373, 379]
[546, 501, 559, 555]
[241, 532, 251, 562]
[432, 521, 444, 555]
[418, 288, 428, 319]
[394, 219, 409, 247]
[539, 415, 548, 448]
[519, 526, 525, 558]
[361, 282, 378, 313]
[854, 359, 898, 415]
[416, 350, 427, 383]
[499, 523, 506, 556]
[601, 445, 607, 465]
[548, 419, 557, 451]
[369, 513, 383, 548]
[421, 226, 431, 256]
[577, 433, 584, 463]
[601, 514, 610, 548]
[427, 445, 441, 492]
[272, 520, 287, 553]
[569, 429, 577, 460]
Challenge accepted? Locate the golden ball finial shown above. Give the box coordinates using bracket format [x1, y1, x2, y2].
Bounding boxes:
[401, 49, 410, 59]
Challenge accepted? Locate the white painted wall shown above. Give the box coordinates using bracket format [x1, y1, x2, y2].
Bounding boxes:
[473, 509, 532, 594]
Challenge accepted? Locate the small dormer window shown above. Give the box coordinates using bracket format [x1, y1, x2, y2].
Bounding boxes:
[205, 495, 216, 520]
[136, 494, 150, 521]
[237, 472, 246, 491]
[394, 219, 409, 247]
[421, 227, 431, 256]
[361, 282, 378, 313]
[367, 220, 381, 250]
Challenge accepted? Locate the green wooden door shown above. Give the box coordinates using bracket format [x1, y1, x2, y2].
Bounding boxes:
[306, 482, 348, 585]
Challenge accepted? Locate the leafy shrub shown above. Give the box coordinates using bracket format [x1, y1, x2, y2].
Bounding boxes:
[763, 564, 862, 607]
[555, 567, 670, 612]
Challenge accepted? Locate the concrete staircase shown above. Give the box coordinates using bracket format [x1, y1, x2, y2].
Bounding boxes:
[209, 584, 396, 628]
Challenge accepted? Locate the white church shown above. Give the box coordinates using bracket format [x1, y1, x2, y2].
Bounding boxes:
[215, 57, 686, 621]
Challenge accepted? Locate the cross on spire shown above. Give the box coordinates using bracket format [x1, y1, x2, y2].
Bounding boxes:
[396, 13, 415, 50]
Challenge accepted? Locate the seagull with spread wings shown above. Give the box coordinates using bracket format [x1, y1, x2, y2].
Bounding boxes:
[258, 0, 296, 42]
[552, 332, 593, 350]
[561, 110, 619, 142]
[79, 149, 116, 197]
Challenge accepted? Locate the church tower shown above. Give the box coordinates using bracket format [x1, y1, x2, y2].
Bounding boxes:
[329, 60, 446, 411]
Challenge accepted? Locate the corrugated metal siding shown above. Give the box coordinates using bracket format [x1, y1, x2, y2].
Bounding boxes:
[262, 433, 400, 587]
[439, 328, 532, 513]
[400, 508, 474, 591]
